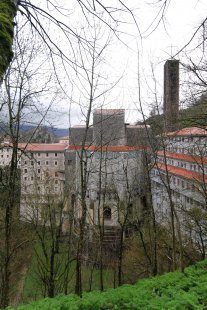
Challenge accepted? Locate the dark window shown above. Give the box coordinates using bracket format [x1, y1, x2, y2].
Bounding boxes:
[103, 207, 111, 220]
[55, 153, 58, 157]
[24, 169, 27, 173]
[46, 153, 49, 157]
[55, 161, 57, 165]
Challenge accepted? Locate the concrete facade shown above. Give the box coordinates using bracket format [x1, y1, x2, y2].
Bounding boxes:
[18, 144, 66, 221]
[163, 59, 179, 132]
[65, 109, 149, 228]
[150, 127, 207, 238]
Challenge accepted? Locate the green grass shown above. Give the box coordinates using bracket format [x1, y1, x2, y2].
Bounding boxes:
[8, 259, 207, 309]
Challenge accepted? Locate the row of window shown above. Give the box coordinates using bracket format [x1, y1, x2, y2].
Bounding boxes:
[166, 136, 207, 143]
[166, 146, 207, 156]
[23, 175, 59, 184]
[24, 160, 60, 166]
[23, 160, 60, 170]
[158, 157, 207, 174]
[24, 185, 60, 192]
[152, 170, 201, 192]
[152, 181, 203, 208]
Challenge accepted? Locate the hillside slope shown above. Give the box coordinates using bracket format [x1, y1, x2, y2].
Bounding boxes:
[9, 259, 207, 310]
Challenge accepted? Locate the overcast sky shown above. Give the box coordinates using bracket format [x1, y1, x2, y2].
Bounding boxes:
[17, 0, 207, 129]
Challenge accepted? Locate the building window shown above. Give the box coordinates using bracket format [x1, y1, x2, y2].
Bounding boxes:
[55, 180, 58, 184]
[55, 172, 58, 177]
[38, 153, 40, 157]
[38, 169, 41, 173]
[24, 169, 27, 173]
[103, 207, 111, 220]
[68, 159, 72, 165]
[55, 161, 58, 165]
[31, 161, 34, 166]
[24, 161, 27, 165]
[46, 153, 49, 157]
[24, 176, 27, 181]
[31, 176, 34, 181]
[55, 153, 57, 157]
[38, 161, 40, 165]
[46, 161, 49, 165]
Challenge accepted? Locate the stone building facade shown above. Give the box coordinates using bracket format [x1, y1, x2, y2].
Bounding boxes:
[19, 143, 67, 221]
[65, 109, 149, 229]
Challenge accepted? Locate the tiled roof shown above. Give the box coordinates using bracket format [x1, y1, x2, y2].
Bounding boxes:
[18, 143, 67, 152]
[67, 145, 148, 152]
[157, 151, 207, 165]
[154, 162, 207, 183]
[163, 127, 207, 137]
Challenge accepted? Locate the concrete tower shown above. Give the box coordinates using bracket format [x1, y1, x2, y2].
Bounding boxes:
[93, 109, 126, 146]
[163, 59, 179, 132]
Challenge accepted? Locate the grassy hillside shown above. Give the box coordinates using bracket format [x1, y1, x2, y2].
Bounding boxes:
[8, 259, 207, 310]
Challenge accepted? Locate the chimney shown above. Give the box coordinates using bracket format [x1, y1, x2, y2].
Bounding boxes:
[163, 59, 179, 132]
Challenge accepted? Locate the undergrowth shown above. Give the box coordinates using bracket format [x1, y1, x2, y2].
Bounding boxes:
[8, 259, 207, 310]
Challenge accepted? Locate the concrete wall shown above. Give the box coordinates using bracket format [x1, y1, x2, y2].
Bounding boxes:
[70, 126, 93, 145]
[163, 60, 179, 132]
[93, 109, 126, 146]
[126, 125, 150, 146]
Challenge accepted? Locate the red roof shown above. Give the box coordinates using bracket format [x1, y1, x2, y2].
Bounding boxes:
[67, 145, 148, 152]
[154, 162, 207, 183]
[18, 143, 67, 152]
[157, 151, 207, 165]
[163, 127, 207, 137]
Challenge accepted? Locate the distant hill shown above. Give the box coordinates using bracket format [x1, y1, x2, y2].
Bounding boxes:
[0, 124, 69, 143]
[19, 125, 69, 138]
